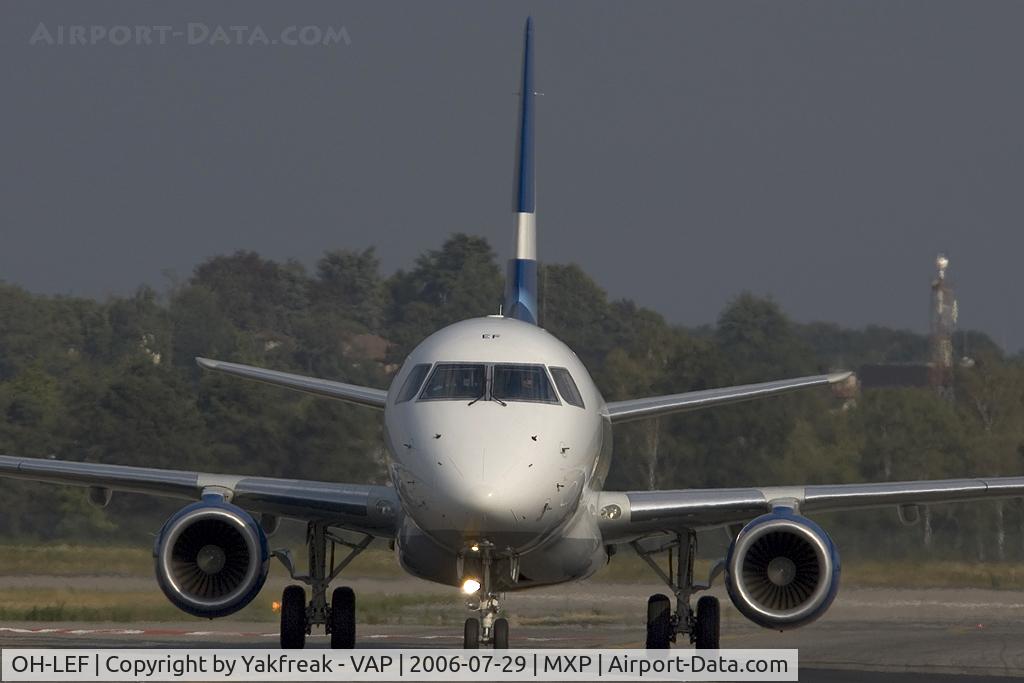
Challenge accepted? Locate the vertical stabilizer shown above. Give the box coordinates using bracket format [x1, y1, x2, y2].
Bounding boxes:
[504, 17, 539, 324]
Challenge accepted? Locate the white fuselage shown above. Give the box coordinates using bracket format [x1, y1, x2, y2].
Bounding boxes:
[383, 316, 612, 589]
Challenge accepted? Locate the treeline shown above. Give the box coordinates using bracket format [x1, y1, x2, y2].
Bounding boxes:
[1, 234, 1023, 562]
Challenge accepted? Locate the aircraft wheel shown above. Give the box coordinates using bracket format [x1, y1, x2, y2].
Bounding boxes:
[645, 593, 672, 649]
[330, 586, 356, 649]
[493, 617, 509, 649]
[280, 585, 307, 649]
[463, 617, 480, 649]
[694, 596, 720, 649]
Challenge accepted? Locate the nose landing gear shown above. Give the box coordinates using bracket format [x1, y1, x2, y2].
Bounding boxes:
[463, 596, 509, 648]
[633, 530, 722, 649]
[461, 541, 511, 649]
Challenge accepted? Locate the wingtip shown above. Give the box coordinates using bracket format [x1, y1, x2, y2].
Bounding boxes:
[827, 371, 854, 384]
[195, 357, 216, 370]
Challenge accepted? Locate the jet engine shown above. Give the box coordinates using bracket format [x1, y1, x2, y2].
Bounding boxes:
[725, 509, 840, 630]
[154, 499, 269, 618]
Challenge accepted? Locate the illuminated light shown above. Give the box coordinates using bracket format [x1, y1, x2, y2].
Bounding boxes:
[470, 544, 480, 552]
[600, 504, 622, 520]
[462, 578, 481, 595]
[272, 601, 281, 612]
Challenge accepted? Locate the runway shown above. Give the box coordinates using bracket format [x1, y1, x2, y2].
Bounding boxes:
[0, 580, 1021, 681]
[0, 622, 1017, 682]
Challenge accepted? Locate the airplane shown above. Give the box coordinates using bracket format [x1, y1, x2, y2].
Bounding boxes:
[3, 17, 1024, 651]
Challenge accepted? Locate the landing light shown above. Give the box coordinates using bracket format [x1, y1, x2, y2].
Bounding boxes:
[271, 601, 281, 612]
[461, 578, 481, 595]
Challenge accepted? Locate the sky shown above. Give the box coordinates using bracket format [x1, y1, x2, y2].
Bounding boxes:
[2, 1, 1023, 350]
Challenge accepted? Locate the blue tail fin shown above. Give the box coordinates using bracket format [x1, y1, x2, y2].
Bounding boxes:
[504, 17, 538, 325]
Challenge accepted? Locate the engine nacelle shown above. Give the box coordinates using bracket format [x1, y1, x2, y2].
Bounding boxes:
[726, 509, 840, 630]
[154, 499, 269, 618]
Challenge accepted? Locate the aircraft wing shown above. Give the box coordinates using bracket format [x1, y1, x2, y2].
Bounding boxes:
[598, 476, 1024, 544]
[196, 357, 388, 409]
[0, 455, 399, 537]
[605, 372, 851, 424]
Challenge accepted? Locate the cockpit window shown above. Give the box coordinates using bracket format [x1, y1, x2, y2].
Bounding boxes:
[492, 364, 559, 404]
[550, 367, 585, 408]
[396, 363, 432, 403]
[420, 363, 486, 400]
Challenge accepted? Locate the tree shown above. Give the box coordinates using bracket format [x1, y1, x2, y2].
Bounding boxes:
[539, 264, 615, 373]
[716, 292, 813, 381]
[106, 287, 170, 364]
[169, 285, 239, 369]
[192, 251, 308, 334]
[386, 234, 502, 359]
[2, 237, 1023, 562]
[311, 248, 386, 332]
[69, 360, 210, 472]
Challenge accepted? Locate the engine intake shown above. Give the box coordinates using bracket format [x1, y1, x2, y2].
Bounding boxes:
[154, 499, 269, 618]
[726, 509, 839, 630]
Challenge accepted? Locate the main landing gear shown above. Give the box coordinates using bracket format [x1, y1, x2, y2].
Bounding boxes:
[275, 521, 372, 649]
[632, 530, 722, 649]
[461, 541, 510, 649]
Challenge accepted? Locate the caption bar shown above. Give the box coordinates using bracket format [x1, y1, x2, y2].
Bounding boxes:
[1, 648, 797, 681]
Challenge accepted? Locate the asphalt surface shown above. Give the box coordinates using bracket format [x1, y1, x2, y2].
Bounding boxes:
[0, 623, 1017, 682]
[0, 580, 1021, 680]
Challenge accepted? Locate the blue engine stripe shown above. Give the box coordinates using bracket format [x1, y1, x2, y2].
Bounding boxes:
[505, 258, 538, 324]
[515, 17, 535, 214]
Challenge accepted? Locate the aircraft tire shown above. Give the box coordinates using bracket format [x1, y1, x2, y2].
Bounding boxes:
[280, 585, 307, 649]
[694, 596, 720, 649]
[493, 617, 509, 649]
[330, 586, 356, 649]
[463, 617, 480, 649]
[645, 593, 672, 649]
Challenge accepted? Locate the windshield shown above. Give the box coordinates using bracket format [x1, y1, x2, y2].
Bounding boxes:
[550, 366, 585, 408]
[396, 363, 432, 403]
[492, 364, 559, 403]
[419, 363, 486, 400]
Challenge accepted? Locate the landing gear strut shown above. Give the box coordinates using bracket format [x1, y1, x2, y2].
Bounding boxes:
[462, 541, 510, 648]
[632, 530, 721, 649]
[275, 521, 371, 649]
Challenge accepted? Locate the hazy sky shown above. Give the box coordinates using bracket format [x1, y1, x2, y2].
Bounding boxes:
[2, 2, 1023, 350]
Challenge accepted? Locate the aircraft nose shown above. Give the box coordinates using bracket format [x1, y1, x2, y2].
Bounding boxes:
[419, 443, 584, 544]
[433, 468, 512, 530]
[393, 410, 587, 550]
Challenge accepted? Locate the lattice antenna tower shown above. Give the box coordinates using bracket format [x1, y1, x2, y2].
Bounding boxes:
[929, 253, 957, 398]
